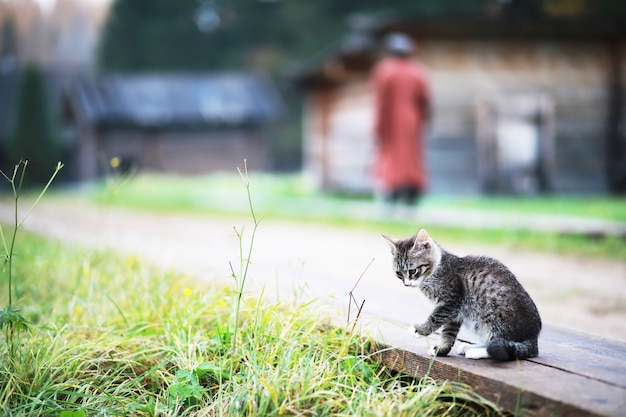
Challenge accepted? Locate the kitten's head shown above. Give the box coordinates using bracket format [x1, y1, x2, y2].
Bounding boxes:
[383, 229, 440, 287]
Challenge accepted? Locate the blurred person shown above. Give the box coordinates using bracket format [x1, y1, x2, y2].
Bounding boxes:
[372, 32, 432, 207]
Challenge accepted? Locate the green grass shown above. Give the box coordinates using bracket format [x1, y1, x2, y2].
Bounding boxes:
[0, 230, 502, 416]
[75, 173, 626, 261]
[85, 173, 626, 221]
[424, 194, 626, 222]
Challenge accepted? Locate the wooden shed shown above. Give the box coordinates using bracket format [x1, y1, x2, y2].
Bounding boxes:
[62, 73, 282, 181]
[296, 14, 626, 195]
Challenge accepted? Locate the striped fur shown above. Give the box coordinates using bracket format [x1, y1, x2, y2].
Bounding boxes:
[384, 229, 542, 361]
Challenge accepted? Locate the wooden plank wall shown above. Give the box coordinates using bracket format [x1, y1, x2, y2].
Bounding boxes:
[99, 130, 269, 175]
[422, 40, 610, 193]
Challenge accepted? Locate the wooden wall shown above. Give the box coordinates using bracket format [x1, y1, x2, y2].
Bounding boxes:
[90, 129, 269, 177]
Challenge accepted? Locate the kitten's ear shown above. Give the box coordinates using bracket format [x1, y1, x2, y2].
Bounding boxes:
[413, 229, 431, 250]
[382, 235, 398, 254]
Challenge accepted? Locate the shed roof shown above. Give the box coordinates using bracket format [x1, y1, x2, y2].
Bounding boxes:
[69, 73, 283, 130]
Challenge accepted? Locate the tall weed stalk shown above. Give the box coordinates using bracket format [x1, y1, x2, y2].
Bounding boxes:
[229, 160, 260, 356]
[0, 160, 63, 354]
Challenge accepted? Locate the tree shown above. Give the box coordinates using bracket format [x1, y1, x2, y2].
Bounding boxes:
[6, 64, 63, 186]
[96, 0, 489, 74]
[98, 0, 226, 71]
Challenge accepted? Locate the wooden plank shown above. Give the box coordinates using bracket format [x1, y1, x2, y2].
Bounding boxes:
[533, 327, 626, 388]
[372, 325, 626, 417]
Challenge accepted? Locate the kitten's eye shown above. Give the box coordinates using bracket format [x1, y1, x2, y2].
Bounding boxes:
[395, 271, 403, 279]
[408, 269, 417, 276]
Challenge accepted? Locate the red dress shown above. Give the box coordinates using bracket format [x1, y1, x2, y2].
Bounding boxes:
[372, 57, 431, 193]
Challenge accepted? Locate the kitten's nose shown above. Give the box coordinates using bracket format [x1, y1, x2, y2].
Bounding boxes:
[403, 278, 412, 287]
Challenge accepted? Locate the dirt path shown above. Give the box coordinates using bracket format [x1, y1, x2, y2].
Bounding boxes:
[2, 199, 625, 343]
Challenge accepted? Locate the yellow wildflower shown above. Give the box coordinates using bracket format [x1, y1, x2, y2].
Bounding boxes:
[126, 254, 137, 269]
[82, 261, 90, 279]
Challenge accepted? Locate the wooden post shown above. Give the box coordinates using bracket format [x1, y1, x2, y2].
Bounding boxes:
[314, 88, 336, 190]
[607, 40, 626, 194]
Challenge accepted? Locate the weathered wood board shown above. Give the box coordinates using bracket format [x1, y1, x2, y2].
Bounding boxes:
[372, 324, 626, 416]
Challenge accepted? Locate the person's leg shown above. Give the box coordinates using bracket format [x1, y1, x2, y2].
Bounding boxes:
[404, 186, 422, 206]
[388, 188, 402, 203]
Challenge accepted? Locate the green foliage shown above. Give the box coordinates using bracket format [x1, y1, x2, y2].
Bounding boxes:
[0, 231, 502, 416]
[97, 0, 491, 73]
[59, 411, 86, 417]
[6, 65, 63, 187]
[0, 161, 62, 357]
[0, 166, 500, 415]
[0, 305, 28, 331]
[98, 0, 214, 71]
[97, 1, 626, 74]
[168, 368, 205, 407]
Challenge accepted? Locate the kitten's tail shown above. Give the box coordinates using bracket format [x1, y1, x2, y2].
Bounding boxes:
[487, 338, 538, 362]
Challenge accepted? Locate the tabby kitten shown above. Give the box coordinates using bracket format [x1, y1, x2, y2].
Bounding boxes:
[384, 229, 541, 361]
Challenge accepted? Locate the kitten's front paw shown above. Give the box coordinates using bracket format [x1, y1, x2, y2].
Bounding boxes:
[428, 345, 451, 357]
[409, 323, 429, 336]
[464, 347, 491, 360]
[407, 325, 420, 338]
